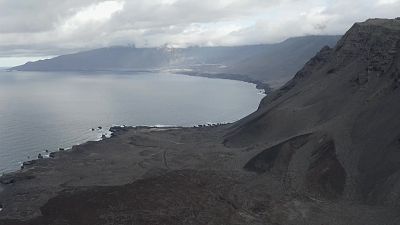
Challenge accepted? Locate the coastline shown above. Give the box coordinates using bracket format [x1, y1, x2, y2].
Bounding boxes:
[0, 70, 263, 175]
[0, 125, 175, 176]
[0, 124, 235, 221]
[170, 70, 273, 93]
[0, 69, 266, 174]
[7, 68, 273, 93]
[0, 122, 226, 177]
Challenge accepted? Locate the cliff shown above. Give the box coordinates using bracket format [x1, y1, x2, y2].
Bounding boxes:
[225, 18, 400, 206]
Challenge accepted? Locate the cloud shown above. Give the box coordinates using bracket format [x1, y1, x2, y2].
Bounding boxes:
[377, 0, 400, 5]
[0, 0, 399, 59]
[61, 1, 124, 32]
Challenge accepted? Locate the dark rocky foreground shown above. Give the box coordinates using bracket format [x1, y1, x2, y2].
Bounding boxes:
[1, 18, 400, 225]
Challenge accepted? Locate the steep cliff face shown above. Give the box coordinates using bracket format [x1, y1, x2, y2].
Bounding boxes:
[225, 18, 400, 206]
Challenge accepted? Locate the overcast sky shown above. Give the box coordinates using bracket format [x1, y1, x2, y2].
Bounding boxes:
[0, 0, 399, 66]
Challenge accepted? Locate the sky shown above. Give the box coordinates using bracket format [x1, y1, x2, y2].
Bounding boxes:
[0, 0, 400, 67]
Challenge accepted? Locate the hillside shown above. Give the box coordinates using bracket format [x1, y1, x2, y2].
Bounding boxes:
[225, 18, 400, 206]
[1, 19, 399, 225]
[11, 36, 340, 88]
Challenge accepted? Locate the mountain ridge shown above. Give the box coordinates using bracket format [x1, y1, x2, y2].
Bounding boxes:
[11, 35, 341, 88]
[224, 18, 400, 206]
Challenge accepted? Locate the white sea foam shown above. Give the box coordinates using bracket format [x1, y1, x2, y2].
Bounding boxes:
[153, 124, 177, 128]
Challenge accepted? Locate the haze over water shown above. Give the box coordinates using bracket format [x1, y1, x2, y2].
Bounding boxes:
[0, 70, 264, 173]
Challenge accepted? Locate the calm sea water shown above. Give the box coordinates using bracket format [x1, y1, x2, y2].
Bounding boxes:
[0, 70, 264, 173]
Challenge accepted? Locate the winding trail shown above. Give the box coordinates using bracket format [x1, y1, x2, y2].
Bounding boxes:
[163, 150, 170, 170]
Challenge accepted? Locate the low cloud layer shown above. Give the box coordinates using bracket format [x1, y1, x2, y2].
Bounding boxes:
[0, 0, 399, 60]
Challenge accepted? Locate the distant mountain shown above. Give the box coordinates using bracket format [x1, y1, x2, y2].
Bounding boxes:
[12, 35, 341, 88]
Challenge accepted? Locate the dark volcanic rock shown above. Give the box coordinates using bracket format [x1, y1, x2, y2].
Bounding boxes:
[0, 173, 35, 185]
[0, 171, 259, 225]
[306, 139, 346, 199]
[244, 133, 311, 174]
[225, 18, 400, 206]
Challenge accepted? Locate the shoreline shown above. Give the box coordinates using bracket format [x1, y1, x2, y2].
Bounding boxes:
[0, 126, 169, 176]
[170, 70, 273, 93]
[0, 70, 261, 175]
[7, 68, 273, 93]
[0, 126, 114, 176]
[0, 68, 270, 223]
[0, 122, 229, 178]
[0, 124, 233, 221]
